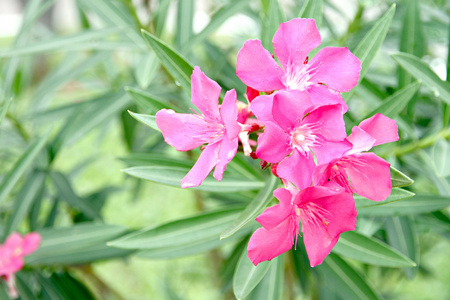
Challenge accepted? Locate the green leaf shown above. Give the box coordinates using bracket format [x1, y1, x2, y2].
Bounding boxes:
[355, 188, 415, 208]
[125, 87, 174, 113]
[318, 253, 382, 300]
[220, 176, 277, 239]
[363, 81, 420, 120]
[134, 52, 160, 89]
[26, 223, 133, 265]
[0, 131, 50, 204]
[128, 111, 160, 132]
[392, 53, 450, 104]
[141, 29, 194, 93]
[333, 231, 416, 267]
[48, 272, 96, 300]
[357, 194, 450, 216]
[385, 216, 419, 278]
[0, 98, 13, 126]
[298, 0, 323, 28]
[261, 0, 285, 52]
[248, 255, 283, 300]
[3, 170, 46, 236]
[233, 248, 272, 300]
[176, 0, 194, 50]
[154, 0, 171, 37]
[431, 138, 450, 178]
[119, 153, 193, 168]
[15, 273, 36, 300]
[391, 166, 414, 188]
[343, 4, 396, 101]
[122, 166, 265, 192]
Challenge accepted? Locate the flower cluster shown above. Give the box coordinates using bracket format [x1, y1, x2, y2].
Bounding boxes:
[155, 19, 398, 267]
[0, 232, 41, 298]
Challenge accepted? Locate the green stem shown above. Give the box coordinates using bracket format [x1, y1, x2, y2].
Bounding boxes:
[381, 128, 450, 157]
[6, 112, 30, 142]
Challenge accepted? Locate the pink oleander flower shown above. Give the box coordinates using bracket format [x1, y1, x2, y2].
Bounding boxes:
[249, 89, 347, 164]
[248, 151, 356, 267]
[313, 113, 399, 201]
[0, 232, 41, 298]
[156, 67, 240, 188]
[237, 18, 361, 112]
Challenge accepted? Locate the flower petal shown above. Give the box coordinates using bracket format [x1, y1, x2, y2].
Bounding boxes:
[307, 47, 361, 92]
[272, 18, 321, 69]
[357, 113, 399, 146]
[236, 40, 285, 92]
[181, 143, 219, 188]
[277, 150, 315, 190]
[256, 188, 293, 231]
[156, 109, 210, 151]
[307, 84, 348, 113]
[272, 90, 313, 132]
[213, 136, 238, 181]
[312, 140, 352, 165]
[255, 122, 292, 163]
[303, 104, 347, 141]
[249, 93, 276, 124]
[220, 89, 240, 139]
[22, 233, 41, 256]
[346, 126, 376, 155]
[191, 66, 221, 119]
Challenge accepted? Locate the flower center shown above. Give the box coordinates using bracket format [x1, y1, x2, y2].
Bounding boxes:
[298, 202, 332, 229]
[291, 124, 321, 156]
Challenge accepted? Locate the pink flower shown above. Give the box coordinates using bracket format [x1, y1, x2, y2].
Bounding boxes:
[156, 67, 240, 188]
[313, 114, 399, 201]
[236, 18, 361, 112]
[0, 232, 41, 298]
[250, 90, 347, 164]
[248, 152, 356, 267]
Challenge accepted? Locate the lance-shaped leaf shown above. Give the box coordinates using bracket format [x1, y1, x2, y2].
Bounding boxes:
[134, 52, 159, 89]
[332, 231, 416, 267]
[431, 138, 450, 178]
[233, 248, 272, 300]
[248, 255, 284, 300]
[298, 0, 323, 28]
[122, 166, 265, 192]
[119, 153, 193, 168]
[221, 175, 277, 239]
[392, 53, 450, 104]
[0, 131, 50, 204]
[141, 29, 194, 93]
[391, 166, 414, 188]
[125, 87, 174, 113]
[176, 0, 194, 50]
[355, 188, 415, 208]
[128, 111, 160, 132]
[318, 254, 382, 300]
[261, 0, 285, 52]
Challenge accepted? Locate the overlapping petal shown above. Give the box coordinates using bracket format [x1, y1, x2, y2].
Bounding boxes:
[191, 66, 221, 119]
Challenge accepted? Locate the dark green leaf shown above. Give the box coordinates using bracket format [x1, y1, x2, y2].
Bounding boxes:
[391, 166, 414, 188]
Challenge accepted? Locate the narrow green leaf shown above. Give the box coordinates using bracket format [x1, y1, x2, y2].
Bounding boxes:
[4, 171, 46, 236]
[15, 273, 35, 300]
[220, 176, 277, 239]
[125, 88, 174, 113]
[141, 29, 194, 93]
[108, 208, 242, 250]
[385, 216, 419, 278]
[392, 53, 450, 104]
[261, 0, 285, 52]
[233, 248, 272, 300]
[343, 4, 396, 101]
[154, 0, 171, 37]
[431, 138, 450, 178]
[0, 98, 13, 126]
[391, 166, 414, 188]
[135, 52, 160, 89]
[355, 188, 415, 208]
[122, 166, 265, 192]
[0, 131, 50, 204]
[128, 111, 160, 132]
[176, 0, 194, 50]
[119, 153, 193, 168]
[249, 256, 283, 300]
[318, 254, 382, 300]
[357, 194, 450, 216]
[298, 0, 323, 28]
[48, 272, 96, 300]
[333, 231, 416, 267]
[227, 153, 263, 181]
[363, 81, 420, 120]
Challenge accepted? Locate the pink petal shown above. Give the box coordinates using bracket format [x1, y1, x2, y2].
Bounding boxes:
[299, 186, 357, 267]
[181, 143, 219, 188]
[3, 233, 22, 250]
[255, 122, 292, 163]
[246, 86, 260, 103]
[248, 217, 295, 265]
[191, 66, 221, 119]
[346, 126, 376, 155]
[277, 150, 315, 190]
[312, 140, 352, 165]
[213, 136, 238, 181]
[303, 104, 347, 141]
[307, 47, 361, 92]
[307, 84, 348, 113]
[272, 90, 313, 132]
[343, 153, 392, 201]
[357, 113, 399, 146]
[272, 18, 321, 69]
[256, 188, 293, 231]
[22, 233, 41, 256]
[156, 109, 209, 151]
[220, 89, 240, 139]
[236, 39, 285, 92]
[249, 93, 276, 124]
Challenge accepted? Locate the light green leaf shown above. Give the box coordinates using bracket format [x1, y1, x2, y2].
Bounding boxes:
[108, 208, 243, 250]
[233, 248, 272, 300]
[141, 29, 194, 93]
[333, 231, 416, 267]
[357, 194, 450, 216]
[392, 52, 450, 104]
[134, 52, 160, 89]
[221, 176, 277, 239]
[0, 131, 50, 204]
[122, 166, 265, 192]
[298, 0, 323, 28]
[431, 138, 450, 178]
[119, 153, 193, 168]
[343, 4, 396, 101]
[176, 0, 194, 50]
[391, 166, 414, 188]
[0, 98, 13, 126]
[154, 0, 171, 37]
[355, 188, 415, 209]
[128, 111, 160, 132]
[26, 223, 133, 265]
[318, 253, 382, 300]
[261, 0, 285, 52]
[248, 256, 283, 300]
[125, 88, 174, 113]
